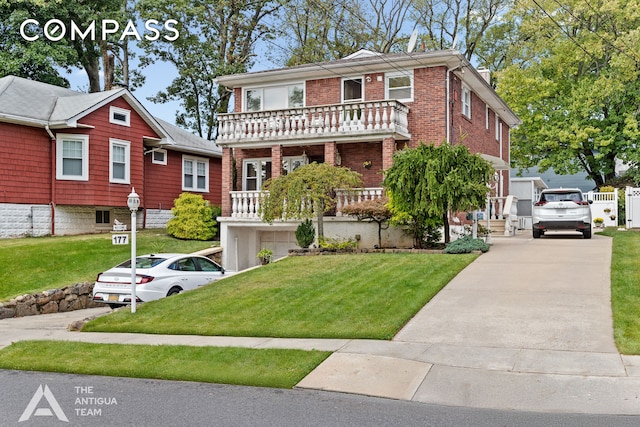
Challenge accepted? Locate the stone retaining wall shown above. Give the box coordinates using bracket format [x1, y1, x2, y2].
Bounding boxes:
[0, 282, 101, 320]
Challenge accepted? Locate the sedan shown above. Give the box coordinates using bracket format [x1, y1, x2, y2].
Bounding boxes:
[93, 253, 224, 308]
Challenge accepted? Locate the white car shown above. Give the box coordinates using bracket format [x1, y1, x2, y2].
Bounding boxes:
[93, 253, 224, 308]
[532, 188, 593, 239]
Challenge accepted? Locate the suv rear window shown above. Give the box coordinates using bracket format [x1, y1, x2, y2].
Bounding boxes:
[539, 191, 583, 203]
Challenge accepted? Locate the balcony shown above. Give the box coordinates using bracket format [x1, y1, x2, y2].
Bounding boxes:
[217, 101, 410, 147]
[228, 188, 385, 220]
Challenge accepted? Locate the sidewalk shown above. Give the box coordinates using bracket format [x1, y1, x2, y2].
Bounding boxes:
[3, 232, 640, 415]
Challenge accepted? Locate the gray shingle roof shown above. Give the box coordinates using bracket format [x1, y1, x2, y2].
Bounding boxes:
[0, 75, 220, 157]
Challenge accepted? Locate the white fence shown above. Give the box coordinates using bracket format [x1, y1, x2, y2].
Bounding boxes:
[585, 191, 618, 228]
[626, 187, 640, 228]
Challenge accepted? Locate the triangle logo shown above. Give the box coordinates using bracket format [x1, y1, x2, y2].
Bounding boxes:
[19, 384, 69, 422]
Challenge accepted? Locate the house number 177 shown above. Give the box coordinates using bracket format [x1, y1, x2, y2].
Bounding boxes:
[111, 234, 129, 245]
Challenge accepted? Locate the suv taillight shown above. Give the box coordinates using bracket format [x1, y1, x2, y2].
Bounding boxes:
[534, 201, 547, 206]
[576, 200, 589, 205]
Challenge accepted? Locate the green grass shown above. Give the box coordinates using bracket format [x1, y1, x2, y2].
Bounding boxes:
[0, 341, 330, 388]
[83, 253, 477, 340]
[600, 228, 640, 354]
[0, 231, 215, 301]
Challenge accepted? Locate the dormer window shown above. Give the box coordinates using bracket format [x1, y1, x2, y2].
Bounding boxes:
[110, 106, 130, 127]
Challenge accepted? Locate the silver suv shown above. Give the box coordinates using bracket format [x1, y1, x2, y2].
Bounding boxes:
[532, 188, 593, 239]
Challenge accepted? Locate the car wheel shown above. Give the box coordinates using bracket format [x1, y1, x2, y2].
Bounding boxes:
[167, 286, 182, 297]
[532, 228, 542, 238]
[583, 227, 592, 239]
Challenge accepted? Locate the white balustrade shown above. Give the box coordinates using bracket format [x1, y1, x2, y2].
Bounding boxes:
[217, 101, 409, 143]
[229, 188, 384, 219]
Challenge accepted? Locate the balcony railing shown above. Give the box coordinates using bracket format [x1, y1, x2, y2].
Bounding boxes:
[228, 188, 385, 219]
[217, 101, 409, 145]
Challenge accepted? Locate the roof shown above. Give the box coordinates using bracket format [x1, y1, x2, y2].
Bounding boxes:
[215, 49, 520, 127]
[0, 76, 220, 157]
[156, 118, 222, 158]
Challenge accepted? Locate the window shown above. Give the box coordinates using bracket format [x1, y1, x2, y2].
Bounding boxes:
[486, 106, 491, 130]
[462, 86, 471, 119]
[386, 73, 413, 101]
[183, 156, 209, 192]
[96, 210, 111, 224]
[244, 84, 304, 112]
[243, 156, 305, 191]
[152, 149, 167, 165]
[495, 116, 500, 140]
[243, 159, 272, 191]
[109, 106, 130, 127]
[110, 139, 130, 184]
[56, 134, 89, 181]
[343, 77, 363, 102]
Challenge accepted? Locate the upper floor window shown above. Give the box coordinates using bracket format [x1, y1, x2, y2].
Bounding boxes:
[462, 86, 471, 119]
[56, 134, 89, 181]
[343, 77, 363, 102]
[386, 72, 413, 101]
[109, 106, 130, 127]
[110, 139, 130, 184]
[244, 83, 304, 112]
[183, 156, 209, 192]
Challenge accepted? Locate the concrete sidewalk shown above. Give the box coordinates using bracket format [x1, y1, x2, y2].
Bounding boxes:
[2, 232, 640, 415]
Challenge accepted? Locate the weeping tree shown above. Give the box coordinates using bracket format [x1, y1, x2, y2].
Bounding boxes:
[383, 143, 493, 246]
[259, 162, 363, 238]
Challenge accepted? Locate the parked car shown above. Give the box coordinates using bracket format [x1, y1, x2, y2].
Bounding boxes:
[93, 254, 224, 308]
[532, 188, 593, 239]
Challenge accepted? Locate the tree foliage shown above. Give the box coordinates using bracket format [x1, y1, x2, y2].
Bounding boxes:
[383, 143, 493, 246]
[137, 0, 281, 139]
[260, 162, 363, 238]
[496, 0, 640, 187]
[340, 196, 392, 248]
[0, 0, 142, 92]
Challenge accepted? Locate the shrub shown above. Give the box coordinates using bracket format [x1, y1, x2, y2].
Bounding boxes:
[318, 236, 357, 251]
[295, 219, 315, 248]
[167, 193, 219, 241]
[444, 235, 489, 254]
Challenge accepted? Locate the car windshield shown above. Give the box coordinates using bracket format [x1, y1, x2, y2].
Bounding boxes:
[540, 192, 582, 203]
[116, 257, 167, 269]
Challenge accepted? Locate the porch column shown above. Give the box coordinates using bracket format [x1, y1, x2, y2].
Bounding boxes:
[324, 142, 337, 166]
[382, 137, 396, 171]
[221, 147, 233, 217]
[271, 145, 282, 179]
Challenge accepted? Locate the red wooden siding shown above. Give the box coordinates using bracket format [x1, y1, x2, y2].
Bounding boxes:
[0, 122, 51, 204]
[53, 98, 155, 207]
[145, 150, 222, 209]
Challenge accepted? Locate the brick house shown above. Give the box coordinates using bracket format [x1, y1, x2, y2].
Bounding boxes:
[215, 49, 520, 270]
[0, 75, 221, 238]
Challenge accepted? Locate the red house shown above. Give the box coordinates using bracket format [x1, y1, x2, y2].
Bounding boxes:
[0, 75, 221, 238]
[214, 50, 520, 270]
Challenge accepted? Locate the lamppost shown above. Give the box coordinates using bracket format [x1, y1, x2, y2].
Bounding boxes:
[127, 188, 140, 313]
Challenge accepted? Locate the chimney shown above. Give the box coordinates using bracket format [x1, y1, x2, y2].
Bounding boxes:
[477, 67, 491, 84]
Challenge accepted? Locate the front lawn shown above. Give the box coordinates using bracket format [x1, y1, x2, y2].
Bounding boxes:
[0, 341, 330, 388]
[0, 231, 215, 301]
[600, 228, 640, 354]
[83, 253, 477, 340]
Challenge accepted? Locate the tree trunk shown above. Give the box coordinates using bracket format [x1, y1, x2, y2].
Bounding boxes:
[443, 212, 450, 244]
